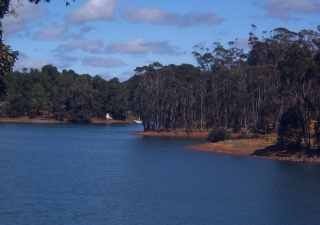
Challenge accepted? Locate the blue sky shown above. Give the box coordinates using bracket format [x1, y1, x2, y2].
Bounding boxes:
[2, 0, 320, 81]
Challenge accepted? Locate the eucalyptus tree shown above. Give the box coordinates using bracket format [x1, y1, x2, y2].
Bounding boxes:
[245, 27, 303, 132]
[150, 62, 164, 131]
[278, 41, 317, 150]
[313, 46, 320, 149]
[192, 40, 250, 131]
[132, 66, 152, 130]
[162, 65, 179, 131]
[192, 42, 227, 128]
[133, 62, 166, 130]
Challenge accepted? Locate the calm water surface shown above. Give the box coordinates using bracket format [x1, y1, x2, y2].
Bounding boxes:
[1, 123, 320, 225]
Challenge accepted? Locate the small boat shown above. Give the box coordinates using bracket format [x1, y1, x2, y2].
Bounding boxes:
[134, 118, 142, 123]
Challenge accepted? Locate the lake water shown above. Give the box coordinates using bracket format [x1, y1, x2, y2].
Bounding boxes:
[1, 123, 320, 225]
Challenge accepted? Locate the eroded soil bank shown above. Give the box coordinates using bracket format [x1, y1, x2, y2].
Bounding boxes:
[135, 131, 320, 163]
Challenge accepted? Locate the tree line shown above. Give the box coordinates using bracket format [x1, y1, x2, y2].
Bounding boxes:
[1, 25, 320, 150]
[1, 1, 73, 99]
[1, 65, 129, 122]
[132, 26, 320, 150]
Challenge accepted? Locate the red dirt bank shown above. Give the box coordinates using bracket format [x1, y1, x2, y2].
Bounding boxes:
[135, 131, 320, 164]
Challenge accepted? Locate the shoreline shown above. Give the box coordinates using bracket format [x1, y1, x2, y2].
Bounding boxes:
[0, 116, 134, 124]
[135, 131, 320, 164]
[2, 118, 319, 164]
[189, 139, 320, 163]
[133, 131, 210, 138]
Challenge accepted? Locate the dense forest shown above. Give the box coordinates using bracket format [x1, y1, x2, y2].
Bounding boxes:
[1, 66, 129, 122]
[1, 26, 320, 150]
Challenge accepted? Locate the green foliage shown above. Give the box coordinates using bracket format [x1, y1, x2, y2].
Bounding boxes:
[2, 65, 130, 122]
[107, 77, 127, 120]
[279, 42, 314, 86]
[278, 41, 316, 150]
[0, 0, 74, 99]
[1, 24, 320, 138]
[2, 94, 28, 117]
[0, 44, 19, 96]
[276, 107, 302, 150]
[0, 0, 10, 18]
[207, 128, 231, 143]
[229, 108, 243, 133]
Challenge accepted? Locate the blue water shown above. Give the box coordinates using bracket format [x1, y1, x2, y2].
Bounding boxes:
[1, 123, 320, 225]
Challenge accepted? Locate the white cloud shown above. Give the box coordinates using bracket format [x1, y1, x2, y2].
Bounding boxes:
[33, 24, 96, 41]
[55, 39, 104, 53]
[2, 0, 46, 36]
[69, 25, 97, 39]
[33, 23, 68, 40]
[82, 56, 125, 67]
[53, 54, 80, 69]
[105, 38, 185, 55]
[79, 25, 96, 33]
[66, 0, 118, 23]
[255, 0, 320, 21]
[121, 6, 179, 25]
[120, 6, 224, 28]
[14, 58, 51, 71]
[179, 12, 224, 28]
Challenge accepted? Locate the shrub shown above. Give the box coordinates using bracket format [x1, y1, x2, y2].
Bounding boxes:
[276, 107, 302, 150]
[207, 128, 231, 142]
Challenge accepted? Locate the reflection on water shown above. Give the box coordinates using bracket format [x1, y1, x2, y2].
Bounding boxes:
[1, 123, 320, 225]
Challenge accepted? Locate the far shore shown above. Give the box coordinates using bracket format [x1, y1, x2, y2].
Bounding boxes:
[133, 130, 210, 138]
[0, 116, 134, 124]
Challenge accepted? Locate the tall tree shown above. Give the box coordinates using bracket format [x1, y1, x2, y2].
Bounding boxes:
[278, 41, 317, 150]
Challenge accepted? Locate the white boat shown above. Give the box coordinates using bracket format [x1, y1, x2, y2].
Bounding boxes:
[134, 119, 142, 123]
